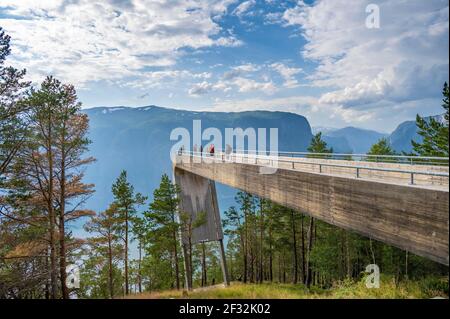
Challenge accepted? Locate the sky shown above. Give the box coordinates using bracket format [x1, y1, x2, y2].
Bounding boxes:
[0, 0, 448, 132]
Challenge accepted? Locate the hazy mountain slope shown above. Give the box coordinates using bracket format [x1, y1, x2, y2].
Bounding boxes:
[325, 127, 387, 154]
[388, 115, 445, 153]
[388, 120, 420, 153]
[82, 106, 314, 214]
[321, 135, 353, 153]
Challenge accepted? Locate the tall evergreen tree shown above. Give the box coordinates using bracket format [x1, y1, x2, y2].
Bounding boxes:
[307, 132, 333, 156]
[111, 170, 146, 295]
[0, 27, 30, 177]
[26, 76, 95, 298]
[84, 204, 123, 299]
[1, 76, 95, 298]
[368, 138, 396, 157]
[412, 82, 449, 156]
[144, 174, 182, 290]
[306, 132, 332, 286]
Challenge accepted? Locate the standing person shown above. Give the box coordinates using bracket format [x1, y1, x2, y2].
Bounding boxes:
[200, 144, 203, 156]
[225, 143, 232, 161]
[210, 144, 215, 156]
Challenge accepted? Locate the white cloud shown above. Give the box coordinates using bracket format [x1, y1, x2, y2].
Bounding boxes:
[188, 80, 232, 96]
[188, 81, 215, 96]
[264, 12, 283, 25]
[283, 0, 449, 108]
[270, 62, 302, 88]
[124, 70, 212, 90]
[206, 94, 411, 131]
[188, 75, 276, 96]
[232, 77, 277, 94]
[233, 63, 260, 72]
[232, 0, 256, 18]
[222, 63, 260, 79]
[209, 94, 317, 113]
[0, 0, 241, 86]
[215, 36, 244, 47]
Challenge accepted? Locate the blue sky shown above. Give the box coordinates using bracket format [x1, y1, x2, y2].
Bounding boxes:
[0, 0, 448, 132]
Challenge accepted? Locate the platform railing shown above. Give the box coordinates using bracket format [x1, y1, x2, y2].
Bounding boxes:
[175, 150, 449, 187]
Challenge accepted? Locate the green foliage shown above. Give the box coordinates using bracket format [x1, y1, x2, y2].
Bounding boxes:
[412, 82, 449, 156]
[79, 256, 124, 299]
[131, 276, 448, 299]
[143, 174, 183, 290]
[368, 138, 396, 156]
[144, 174, 180, 245]
[418, 277, 449, 297]
[307, 132, 333, 160]
[0, 27, 30, 177]
[112, 170, 147, 224]
[111, 170, 146, 294]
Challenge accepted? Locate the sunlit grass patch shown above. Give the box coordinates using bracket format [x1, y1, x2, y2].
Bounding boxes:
[126, 276, 448, 299]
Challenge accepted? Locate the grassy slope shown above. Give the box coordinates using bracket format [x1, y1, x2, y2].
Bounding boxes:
[128, 276, 448, 299]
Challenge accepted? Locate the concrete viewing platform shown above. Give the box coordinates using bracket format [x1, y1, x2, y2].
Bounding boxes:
[174, 152, 449, 265]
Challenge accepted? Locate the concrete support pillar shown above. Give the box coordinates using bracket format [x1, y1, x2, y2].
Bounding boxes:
[174, 167, 230, 289]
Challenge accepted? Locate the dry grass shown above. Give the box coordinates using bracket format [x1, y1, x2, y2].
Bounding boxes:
[124, 276, 448, 299]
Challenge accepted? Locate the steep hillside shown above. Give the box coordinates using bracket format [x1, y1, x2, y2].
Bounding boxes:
[82, 106, 314, 213]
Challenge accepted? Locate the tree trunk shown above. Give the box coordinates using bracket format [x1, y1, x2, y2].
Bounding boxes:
[305, 217, 315, 287]
[173, 230, 180, 290]
[405, 251, 409, 280]
[243, 213, 248, 283]
[249, 240, 254, 283]
[47, 118, 58, 299]
[138, 241, 142, 293]
[108, 232, 114, 299]
[201, 242, 207, 287]
[290, 210, 298, 284]
[45, 252, 50, 299]
[277, 254, 281, 282]
[346, 232, 351, 279]
[259, 200, 264, 284]
[124, 210, 129, 295]
[300, 214, 306, 283]
[59, 138, 68, 299]
[268, 224, 273, 282]
[369, 238, 376, 265]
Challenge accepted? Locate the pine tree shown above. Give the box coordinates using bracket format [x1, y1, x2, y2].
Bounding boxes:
[26, 76, 95, 298]
[84, 204, 123, 298]
[234, 191, 256, 283]
[412, 82, 449, 156]
[307, 132, 333, 156]
[144, 174, 181, 290]
[111, 170, 146, 295]
[368, 138, 396, 158]
[0, 27, 30, 177]
[131, 214, 146, 294]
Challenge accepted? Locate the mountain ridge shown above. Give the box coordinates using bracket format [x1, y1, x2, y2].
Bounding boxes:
[77, 104, 432, 222]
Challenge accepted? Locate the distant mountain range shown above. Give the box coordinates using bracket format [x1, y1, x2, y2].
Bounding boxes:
[82, 106, 313, 214]
[388, 119, 420, 154]
[387, 115, 445, 154]
[79, 105, 428, 221]
[319, 127, 388, 154]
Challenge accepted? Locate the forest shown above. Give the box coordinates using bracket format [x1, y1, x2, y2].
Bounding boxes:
[0, 26, 449, 299]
